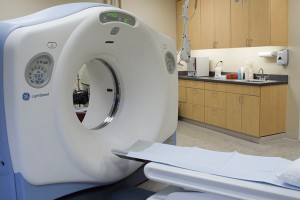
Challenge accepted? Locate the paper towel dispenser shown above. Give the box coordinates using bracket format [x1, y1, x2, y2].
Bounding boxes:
[277, 49, 289, 66]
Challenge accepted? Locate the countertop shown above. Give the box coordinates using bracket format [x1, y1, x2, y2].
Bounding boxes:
[179, 76, 288, 86]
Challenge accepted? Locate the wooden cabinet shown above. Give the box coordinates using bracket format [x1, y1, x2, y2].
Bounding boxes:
[179, 79, 287, 138]
[178, 80, 205, 122]
[204, 82, 226, 128]
[205, 90, 226, 110]
[226, 84, 287, 137]
[187, 88, 205, 105]
[205, 107, 226, 128]
[176, 0, 288, 49]
[231, 0, 270, 47]
[260, 85, 287, 136]
[176, 0, 201, 50]
[200, 0, 231, 49]
[226, 92, 260, 137]
[226, 84, 261, 137]
[179, 80, 187, 102]
[179, 102, 192, 118]
[242, 95, 260, 136]
[270, 0, 288, 46]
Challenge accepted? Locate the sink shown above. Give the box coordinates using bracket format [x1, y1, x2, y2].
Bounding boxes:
[228, 79, 276, 83]
[247, 79, 268, 82]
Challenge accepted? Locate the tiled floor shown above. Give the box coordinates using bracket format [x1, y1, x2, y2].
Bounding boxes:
[139, 120, 300, 192]
[176, 120, 300, 160]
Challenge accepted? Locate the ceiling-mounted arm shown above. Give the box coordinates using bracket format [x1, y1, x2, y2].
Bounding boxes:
[180, 0, 191, 64]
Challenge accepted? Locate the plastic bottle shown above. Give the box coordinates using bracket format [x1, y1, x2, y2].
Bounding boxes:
[215, 66, 221, 77]
[244, 61, 251, 80]
[244, 67, 249, 80]
[238, 69, 242, 80]
[248, 67, 253, 79]
[240, 67, 245, 79]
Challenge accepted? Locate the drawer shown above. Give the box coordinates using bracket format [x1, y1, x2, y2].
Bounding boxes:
[205, 90, 226, 109]
[179, 86, 187, 102]
[205, 82, 226, 92]
[187, 88, 205, 105]
[192, 104, 205, 122]
[227, 84, 261, 96]
[205, 107, 226, 128]
[179, 79, 186, 87]
[186, 80, 205, 89]
[178, 102, 192, 119]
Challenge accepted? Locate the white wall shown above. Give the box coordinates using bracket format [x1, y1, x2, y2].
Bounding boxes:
[187, 46, 288, 75]
[0, 0, 105, 20]
[287, 0, 300, 139]
[122, 0, 177, 45]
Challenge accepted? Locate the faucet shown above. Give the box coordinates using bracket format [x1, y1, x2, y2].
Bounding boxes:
[257, 68, 269, 80]
[215, 61, 223, 68]
[257, 68, 264, 79]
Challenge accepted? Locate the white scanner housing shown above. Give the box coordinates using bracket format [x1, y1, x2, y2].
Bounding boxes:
[2, 4, 177, 186]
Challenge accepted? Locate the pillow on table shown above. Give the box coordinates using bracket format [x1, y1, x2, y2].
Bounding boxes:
[278, 157, 300, 188]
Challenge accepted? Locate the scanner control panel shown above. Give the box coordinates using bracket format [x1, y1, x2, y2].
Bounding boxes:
[25, 53, 53, 88]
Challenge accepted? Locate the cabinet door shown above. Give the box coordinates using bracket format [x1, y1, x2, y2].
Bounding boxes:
[192, 104, 205, 122]
[188, 0, 201, 49]
[201, 0, 230, 49]
[249, 0, 270, 47]
[242, 95, 260, 137]
[205, 82, 227, 92]
[205, 107, 226, 128]
[226, 93, 242, 132]
[186, 80, 204, 89]
[179, 102, 192, 119]
[179, 86, 186, 102]
[205, 91, 227, 109]
[260, 85, 287, 136]
[187, 88, 205, 105]
[270, 0, 288, 46]
[231, 0, 249, 47]
[215, 0, 231, 48]
[200, 0, 215, 49]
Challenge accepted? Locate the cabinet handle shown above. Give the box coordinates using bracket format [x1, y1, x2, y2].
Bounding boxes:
[193, 105, 199, 109]
[213, 42, 218, 49]
[239, 96, 242, 103]
[215, 42, 218, 48]
[241, 96, 244, 104]
[248, 39, 253, 47]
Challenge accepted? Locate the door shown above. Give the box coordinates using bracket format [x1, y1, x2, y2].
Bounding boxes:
[200, 0, 215, 49]
[226, 93, 242, 132]
[231, 0, 249, 47]
[249, 0, 270, 46]
[215, 0, 231, 48]
[242, 95, 260, 137]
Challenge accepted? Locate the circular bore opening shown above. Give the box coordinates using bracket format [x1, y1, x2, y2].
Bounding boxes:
[73, 59, 120, 130]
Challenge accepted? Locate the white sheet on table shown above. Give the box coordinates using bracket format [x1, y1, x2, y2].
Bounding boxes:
[127, 142, 300, 190]
[165, 192, 236, 200]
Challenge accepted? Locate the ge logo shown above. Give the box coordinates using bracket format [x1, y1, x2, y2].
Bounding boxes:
[22, 93, 30, 101]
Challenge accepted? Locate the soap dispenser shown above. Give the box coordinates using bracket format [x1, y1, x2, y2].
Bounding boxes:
[214, 61, 222, 77]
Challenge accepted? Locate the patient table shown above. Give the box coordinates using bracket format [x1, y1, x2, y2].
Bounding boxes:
[113, 140, 300, 200]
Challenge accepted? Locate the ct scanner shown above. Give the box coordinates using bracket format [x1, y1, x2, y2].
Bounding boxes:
[0, 3, 178, 199]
